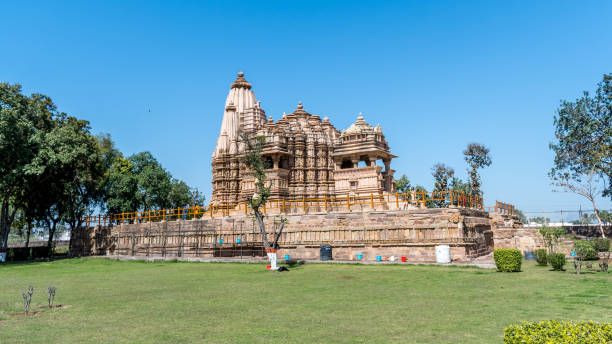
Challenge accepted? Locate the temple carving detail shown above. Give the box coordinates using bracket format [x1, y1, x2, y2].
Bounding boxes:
[211, 73, 397, 205]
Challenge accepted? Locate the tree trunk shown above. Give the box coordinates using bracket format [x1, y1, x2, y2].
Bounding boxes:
[25, 222, 32, 249]
[589, 199, 606, 238]
[47, 220, 57, 258]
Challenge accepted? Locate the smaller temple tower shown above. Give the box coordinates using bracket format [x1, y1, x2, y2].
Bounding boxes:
[333, 113, 397, 196]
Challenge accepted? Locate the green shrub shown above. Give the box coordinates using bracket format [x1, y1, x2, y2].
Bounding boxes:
[592, 238, 610, 252]
[5, 246, 51, 262]
[548, 253, 566, 271]
[493, 249, 522, 272]
[504, 320, 612, 344]
[535, 249, 548, 266]
[574, 240, 598, 260]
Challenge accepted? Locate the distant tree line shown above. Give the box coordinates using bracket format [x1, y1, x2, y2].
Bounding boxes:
[0, 83, 203, 253]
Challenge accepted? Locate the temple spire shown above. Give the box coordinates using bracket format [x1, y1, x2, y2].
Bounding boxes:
[213, 72, 259, 157]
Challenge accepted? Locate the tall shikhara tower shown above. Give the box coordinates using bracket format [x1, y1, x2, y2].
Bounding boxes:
[211, 72, 397, 206]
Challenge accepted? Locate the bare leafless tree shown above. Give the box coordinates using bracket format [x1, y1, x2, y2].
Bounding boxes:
[553, 170, 606, 238]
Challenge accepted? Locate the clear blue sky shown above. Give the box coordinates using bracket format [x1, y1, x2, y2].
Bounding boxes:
[2, 1, 611, 220]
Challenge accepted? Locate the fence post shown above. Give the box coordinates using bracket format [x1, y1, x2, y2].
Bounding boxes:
[421, 190, 425, 208]
[324, 197, 328, 212]
[495, 200, 498, 213]
[347, 194, 350, 211]
[395, 192, 399, 208]
[303, 197, 306, 213]
[282, 199, 286, 213]
[370, 193, 374, 209]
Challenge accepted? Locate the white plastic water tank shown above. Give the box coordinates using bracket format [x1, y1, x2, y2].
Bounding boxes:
[435, 245, 451, 264]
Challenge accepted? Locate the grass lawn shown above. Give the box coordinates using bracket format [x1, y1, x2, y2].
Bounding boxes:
[0, 258, 610, 343]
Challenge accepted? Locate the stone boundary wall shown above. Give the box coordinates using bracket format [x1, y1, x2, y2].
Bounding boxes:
[71, 207, 493, 262]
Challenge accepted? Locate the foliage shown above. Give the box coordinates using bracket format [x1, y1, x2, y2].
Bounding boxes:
[394, 174, 411, 194]
[574, 240, 598, 261]
[573, 240, 598, 274]
[593, 238, 610, 252]
[105, 152, 203, 213]
[240, 132, 287, 250]
[450, 177, 470, 194]
[1, 84, 203, 254]
[548, 253, 566, 271]
[1, 83, 55, 252]
[598, 210, 612, 224]
[6, 246, 52, 261]
[415, 185, 435, 208]
[529, 217, 550, 224]
[550, 73, 612, 200]
[504, 320, 612, 344]
[535, 249, 548, 266]
[463, 143, 492, 196]
[538, 226, 566, 253]
[493, 249, 522, 272]
[431, 163, 454, 207]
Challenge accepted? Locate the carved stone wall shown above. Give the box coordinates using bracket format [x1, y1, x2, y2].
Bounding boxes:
[70, 208, 493, 262]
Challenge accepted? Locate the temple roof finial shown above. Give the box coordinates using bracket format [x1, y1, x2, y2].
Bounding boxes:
[297, 101, 303, 110]
[231, 71, 252, 89]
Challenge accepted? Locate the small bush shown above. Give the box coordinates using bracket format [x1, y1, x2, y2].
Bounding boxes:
[493, 249, 522, 272]
[548, 253, 566, 271]
[592, 238, 610, 252]
[6, 246, 51, 261]
[535, 249, 548, 266]
[574, 240, 598, 260]
[504, 320, 612, 344]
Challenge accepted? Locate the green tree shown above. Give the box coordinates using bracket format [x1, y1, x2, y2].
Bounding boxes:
[550, 73, 611, 199]
[0, 83, 55, 255]
[394, 174, 411, 194]
[598, 210, 612, 224]
[450, 177, 470, 194]
[463, 143, 492, 196]
[105, 151, 203, 213]
[240, 132, 287, 269]
[538, 226, 566, 254]
[25, 114, 102, 248]
[431, 163, 454, 207]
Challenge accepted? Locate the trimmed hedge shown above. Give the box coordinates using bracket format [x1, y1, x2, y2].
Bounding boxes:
[493, 249, 522, 272]
[5, 246, 51, 262]
[504, 320, 612, 344]
[548, 253, 566, 271]
[535, 249, 548, 266]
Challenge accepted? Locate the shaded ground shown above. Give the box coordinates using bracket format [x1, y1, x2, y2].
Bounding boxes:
[0, 258, 610, 343]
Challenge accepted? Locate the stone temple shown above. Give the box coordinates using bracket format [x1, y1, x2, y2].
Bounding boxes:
[211, 72, 398, 205]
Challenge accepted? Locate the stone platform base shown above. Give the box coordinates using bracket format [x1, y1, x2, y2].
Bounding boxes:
[71, 207, 495, 263]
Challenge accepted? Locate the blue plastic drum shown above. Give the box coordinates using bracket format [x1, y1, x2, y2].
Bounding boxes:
[356, 254, 363, 260]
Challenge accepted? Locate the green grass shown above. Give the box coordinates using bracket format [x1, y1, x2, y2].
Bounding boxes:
[0, 259, 610, 343]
